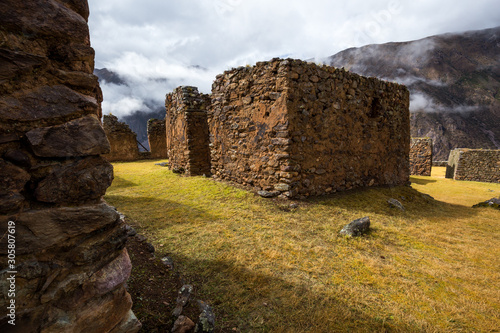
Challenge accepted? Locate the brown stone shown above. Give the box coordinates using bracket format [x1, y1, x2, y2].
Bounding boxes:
[26, 115, 110, 157]
[103, 114, 140, 162]
[208, 58, 410, 197]
[147, 118, 168, 159]
[446, 148, 500, 183]
[0, 202, 119, 255]
[0, 159, 30, 213]
[172, 315, 196, 333]
[410, 138, 432, 176]
[0, 85, 98, 123]
[166, 86, 211, 175]
[0, 0, 138, 330]
[0, 0, 90, 43]
[34, 156, 113, 203]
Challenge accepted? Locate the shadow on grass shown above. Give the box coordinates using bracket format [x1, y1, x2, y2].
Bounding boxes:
[410, 177, 437, 185]
[310, 184, 479, 221]
[104, 194, 217, 227]
[110, 176, 139, 189]
[157, 253, 423, 332]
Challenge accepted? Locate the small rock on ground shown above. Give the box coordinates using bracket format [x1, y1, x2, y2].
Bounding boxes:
[339, 216, 370, 237]
[172, 284, 194, 317]
[388, 198, 405, 211]
[195, 300, 215, 333]
[172, 315, 195, 333]
[473, 197, 500, 209]
[257, 190, 280, 198]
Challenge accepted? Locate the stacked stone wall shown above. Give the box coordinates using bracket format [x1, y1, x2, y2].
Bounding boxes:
[0, 1, 139, 331]
[446, 148, 500, 183]
[103, 114, 140, 162]
[165, 86, 211, 175]
[208, 58, 410, 198]
[410, 138, 433, 176]
[147, 118, 168, 159]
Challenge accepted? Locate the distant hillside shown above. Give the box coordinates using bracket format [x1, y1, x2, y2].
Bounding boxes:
[327, 26, 500, 160]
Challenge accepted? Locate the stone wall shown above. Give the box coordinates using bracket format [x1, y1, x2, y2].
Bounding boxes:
[410, 138, 432, 176]
[0, 1, 140, 332]
[208, 58, 410, 198]
[445, 148, 500, 183]
[165, 86, 211, 175]
[147, 118, 168, 159]
[103, 114, 140, 162]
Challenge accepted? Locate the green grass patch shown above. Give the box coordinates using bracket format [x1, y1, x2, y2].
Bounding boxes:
[107, 160, 500, 332]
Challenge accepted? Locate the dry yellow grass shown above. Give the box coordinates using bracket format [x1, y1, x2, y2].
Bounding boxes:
[106, 161, 500, 332]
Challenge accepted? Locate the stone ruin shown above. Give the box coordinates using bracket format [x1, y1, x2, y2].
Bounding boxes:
[446, 148, 500, 183]
[0, 1, 140, 332]
[165, 59, 410, 198]
[103, 114, 140, 162]
[409, 138, 433, 176]
[165, 86, 211, 175]
[209, 59, 410, 197]
[147, 118, 168, 159]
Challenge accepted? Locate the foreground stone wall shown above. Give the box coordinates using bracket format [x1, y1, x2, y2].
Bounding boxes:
[147, 118, 168, 159]
[209, 58, 410, 198]
[103, 114, 140, 162]
[165, 86, 211, 175]
[445, 148, 500, 183]
[0, 1, 140, 331]
[410, 138, 432, 176]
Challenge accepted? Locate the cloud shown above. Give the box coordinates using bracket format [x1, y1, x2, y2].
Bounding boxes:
[410, 92, 479, 113]
[87, 0, 500, 116]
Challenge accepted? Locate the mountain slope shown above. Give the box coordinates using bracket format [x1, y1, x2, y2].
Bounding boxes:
[327, 26, 500, 160]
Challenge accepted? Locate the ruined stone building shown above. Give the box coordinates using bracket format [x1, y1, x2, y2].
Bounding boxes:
[446, 148, 500, 183]
[165, 86, 211, 175]
[0, 1, 139, 331]
[409, 138, 433, 176]
[208, 59, 410, 198]
[103, 114, 140, 162]
[165, 59, 410, 198]
[147, 118, 168, 159]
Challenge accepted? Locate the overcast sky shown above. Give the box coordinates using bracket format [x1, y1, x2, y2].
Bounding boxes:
[87, 0, 500, 117]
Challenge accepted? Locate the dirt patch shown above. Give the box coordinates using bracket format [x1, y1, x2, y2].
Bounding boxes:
[126, 228, 202, 332]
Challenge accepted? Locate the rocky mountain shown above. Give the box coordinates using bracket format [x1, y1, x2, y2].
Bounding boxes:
[327, 26, 500, 160]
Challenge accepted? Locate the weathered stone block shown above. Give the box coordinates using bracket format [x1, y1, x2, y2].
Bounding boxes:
[0, 203, 119, 255]
[0, 159, 30, 213]
[34, 156, 113, 203]
[26, 115, 110, 157]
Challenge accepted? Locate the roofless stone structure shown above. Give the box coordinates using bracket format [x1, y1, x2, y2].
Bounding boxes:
[208, 58, 410, 198]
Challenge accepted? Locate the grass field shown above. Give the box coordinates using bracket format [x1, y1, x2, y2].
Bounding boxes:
[105, 161, 500, 332]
